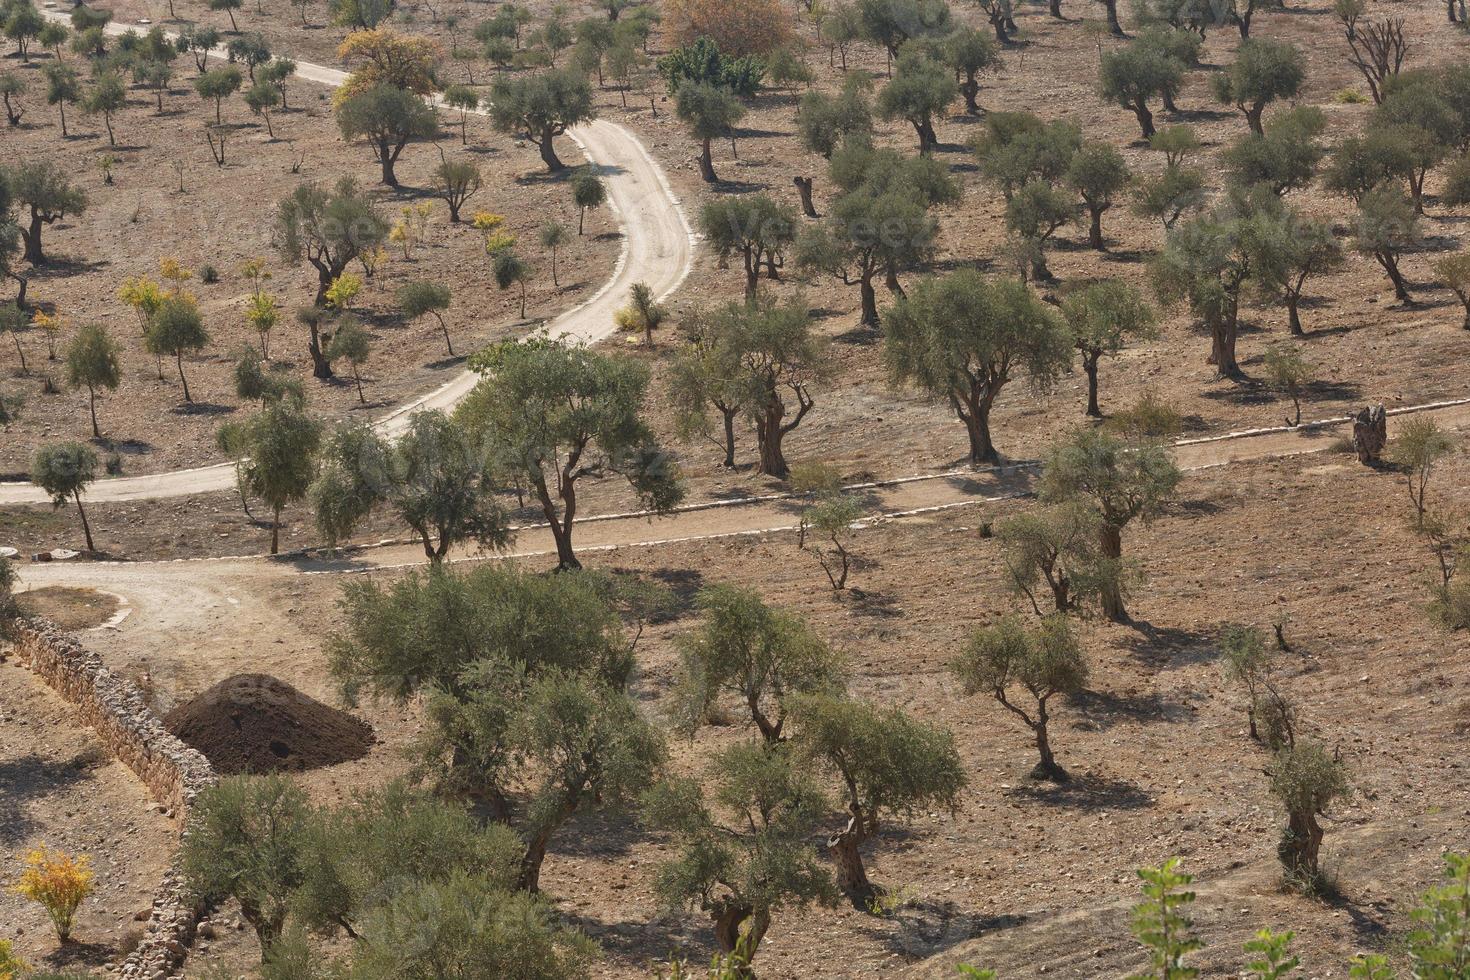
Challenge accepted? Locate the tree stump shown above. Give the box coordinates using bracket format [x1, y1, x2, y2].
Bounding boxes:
[793, 176, 818, 218]
[1352, 404, 1387, 465]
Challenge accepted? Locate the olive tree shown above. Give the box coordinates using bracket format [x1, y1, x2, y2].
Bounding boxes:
[457, 338, 683, 569]
[30, 441, 98, 552]
[336, 84, 440, 187]
[179, 775, 312, 959]
[1353, 181, 1418, 304]
[797, 73, 873, 159]
[64, 322, 120, 438]
[642, 741, 838, 968]
[884, 269, 1071, 466]
[1150, 188, 1271, 379]
[1098, 42, 1183, 139]
[1269, 742, 1350, 888]
[995, 503, 1110, 616]
[310, 410, 510, 560]
[1061, 280, 1157, 418]
[326, 316, 372, 402]
[1221, 105, 1327, 197]
[944, 26, 1000, 115]
[1432, 251, 1470, 331]
[194, 64, 243, 125]
[876, 50, 954, 155]
[144, 295, 210, 402]
[6, 158, 87, 265]
[397, 280, 454, 355]
[1387, 415, 1454, 529]
[432, 156, 482, 223]
[488, 68, 596, 171]
[275, 178, 389, 370]
[697, 195, 797, 301]
[952, 615, 1088, 782]
[218, 396, 322, 552]
[676, 295, 824, 479]
[1262, 342, 1312, 426]
[1211, 38, 1304, 135]
[788, 693, 965, 900]
[41, 62, 79, 136]
[571, 166, 605, 233]
[1250, 210, 1342, 336]
[671, 584, 843, 742]
[674, 80, 745, 182]
[1038, 427, 1181, 621]
[80, 72, 125, 146]
[796, 144, 957, 327]
[1066, 143, 1131, 250]
[1218, 622, 1292, 747]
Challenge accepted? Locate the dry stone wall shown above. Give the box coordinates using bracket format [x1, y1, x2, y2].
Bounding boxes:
[6, 617, 216, 980]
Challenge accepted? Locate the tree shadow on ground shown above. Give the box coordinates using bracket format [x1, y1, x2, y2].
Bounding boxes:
[0, 751, 99, 843]
[168, 401, 235, 417]
[1121, 620, 1218, 670]
[1065, 687, 1193, 729]
[862, 902, 1029, 960]
[39, 939, 117, 971]
[1004, 772, 1155, 811]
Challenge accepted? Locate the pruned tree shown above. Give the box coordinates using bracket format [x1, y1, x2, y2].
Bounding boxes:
[1211, 38, 1304, 135]
[488, 68, 596, 171]
[1061, 279, 1158, 417]
[671, 584, 843, 742]
[1269, 742, 1350, 889]
[1038, 427, 1181, 621]
[539, 221, 570, 288]
[30, 441, 98, 552]
[884, 269, 1071, 465]
[788, 693, 965, 901]
[952, 615, 1089, 782]
[1218, 622, 1292, 746]
[64, 322, 120, 438]
[1345, 16, 1408, 105]
[457, 338, 683, 569]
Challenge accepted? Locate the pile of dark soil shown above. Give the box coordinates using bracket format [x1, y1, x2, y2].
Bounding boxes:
[163, 674, 374, 775]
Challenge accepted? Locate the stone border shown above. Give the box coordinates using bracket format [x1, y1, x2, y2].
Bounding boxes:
[5, 617, 216, 980]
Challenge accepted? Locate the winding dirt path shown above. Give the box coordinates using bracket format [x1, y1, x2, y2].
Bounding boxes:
[0, 13, 695, 505]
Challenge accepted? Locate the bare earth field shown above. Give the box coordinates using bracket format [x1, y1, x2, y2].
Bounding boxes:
[5, 446, 1469, 976]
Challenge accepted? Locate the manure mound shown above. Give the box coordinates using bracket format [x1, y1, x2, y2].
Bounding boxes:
[164, 673, 374, 774]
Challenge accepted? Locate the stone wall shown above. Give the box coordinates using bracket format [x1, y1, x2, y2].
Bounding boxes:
[6, 617, 217, 980]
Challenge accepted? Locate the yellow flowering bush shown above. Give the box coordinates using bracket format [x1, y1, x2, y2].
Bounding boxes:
[0, 938, 29, 980]
[325, 272, 364, 310]
[13, 846, 96, 942]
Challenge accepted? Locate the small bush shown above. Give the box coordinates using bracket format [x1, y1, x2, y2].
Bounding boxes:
[12, 847, 96, 942]
[1334, 87, 1369, 104]
[199, 264, 220, 284]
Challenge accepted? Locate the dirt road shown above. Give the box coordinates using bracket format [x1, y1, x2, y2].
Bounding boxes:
[0, 13, 694, 506]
